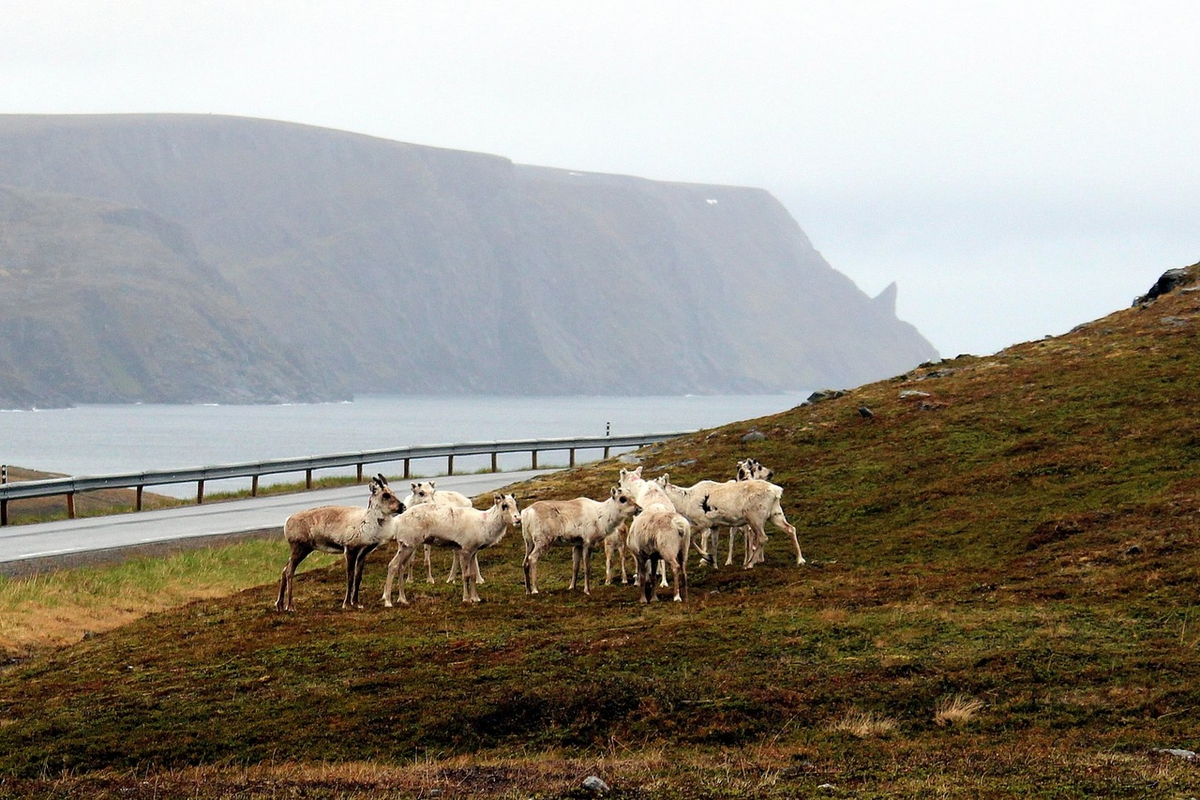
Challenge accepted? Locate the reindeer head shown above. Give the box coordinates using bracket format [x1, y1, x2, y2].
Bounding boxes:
[493, 493, 521, 526]
[370, 475, 404, 516]
[409, 481, 437, 504]
[610, 485, 640, 516]
[618, 466, 644, 493]
[737, 458, 774, 481]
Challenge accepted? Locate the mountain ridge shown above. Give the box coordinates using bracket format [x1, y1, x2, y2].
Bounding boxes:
[0, 114, 937, 407]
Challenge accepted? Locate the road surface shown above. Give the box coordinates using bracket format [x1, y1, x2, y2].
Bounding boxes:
[0, 470, 550, 575]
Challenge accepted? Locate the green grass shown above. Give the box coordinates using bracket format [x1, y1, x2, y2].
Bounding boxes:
[1, 265, 1199, 797]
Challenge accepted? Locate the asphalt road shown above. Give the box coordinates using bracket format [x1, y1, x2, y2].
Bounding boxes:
[0, 470, 550, 575]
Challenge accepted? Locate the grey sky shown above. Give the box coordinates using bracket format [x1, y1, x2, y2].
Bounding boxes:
[4, 0, 1197, 358]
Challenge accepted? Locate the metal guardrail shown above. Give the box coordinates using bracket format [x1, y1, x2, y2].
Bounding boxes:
[0, 431, 691, 525]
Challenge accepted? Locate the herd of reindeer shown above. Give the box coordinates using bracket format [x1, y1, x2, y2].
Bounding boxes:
[273, 458, 803, 612]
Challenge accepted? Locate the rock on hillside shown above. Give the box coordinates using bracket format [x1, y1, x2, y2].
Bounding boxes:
[0, 114, 938, 406]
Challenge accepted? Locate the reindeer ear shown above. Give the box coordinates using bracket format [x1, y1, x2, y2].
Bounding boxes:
[493, 493, 502, 504]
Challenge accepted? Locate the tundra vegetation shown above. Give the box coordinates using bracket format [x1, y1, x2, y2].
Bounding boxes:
[0, 264, 1198, 797]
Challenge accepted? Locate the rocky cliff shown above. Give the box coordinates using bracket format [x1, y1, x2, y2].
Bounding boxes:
[0, 114, 937, 407]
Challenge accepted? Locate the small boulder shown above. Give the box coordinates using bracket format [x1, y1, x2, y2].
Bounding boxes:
[583, 775, 611, 793]
[805, 389, 846, 404]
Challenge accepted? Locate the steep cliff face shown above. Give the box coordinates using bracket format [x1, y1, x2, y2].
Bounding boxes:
[0, 114, 937, 406]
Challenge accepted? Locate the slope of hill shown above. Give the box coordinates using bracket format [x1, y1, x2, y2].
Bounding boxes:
[0, 184, 344, 407]
[0, 263, 1194, 796]
[0, 114, 936, 405]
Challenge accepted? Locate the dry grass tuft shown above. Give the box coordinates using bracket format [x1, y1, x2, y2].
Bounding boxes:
[829, 709, 898, 739]
[934, 694, 985, 727]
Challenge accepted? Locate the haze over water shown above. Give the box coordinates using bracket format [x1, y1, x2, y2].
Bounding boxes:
[1, 394, 801, 497]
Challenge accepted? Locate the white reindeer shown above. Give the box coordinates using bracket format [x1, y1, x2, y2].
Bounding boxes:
[521, 486, 640, 595]
[619, 470, 690, 603]
[275, 474, 405, 612]
[402, 481, 478, 584]
[656, 473, 804, 568]
[717, 459, 776, 567]
[382, 493, 520, 606]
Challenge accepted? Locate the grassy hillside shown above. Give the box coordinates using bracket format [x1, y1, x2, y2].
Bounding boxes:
[0, 264, 1197, 797]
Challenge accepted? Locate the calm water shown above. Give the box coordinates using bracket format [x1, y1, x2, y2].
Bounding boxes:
[0, 395, 802, 497]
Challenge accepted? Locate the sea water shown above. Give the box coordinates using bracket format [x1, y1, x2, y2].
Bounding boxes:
[0, 394, 803, 497]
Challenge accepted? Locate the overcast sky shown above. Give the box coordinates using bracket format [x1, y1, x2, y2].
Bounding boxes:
[4, 1, 1197, 358]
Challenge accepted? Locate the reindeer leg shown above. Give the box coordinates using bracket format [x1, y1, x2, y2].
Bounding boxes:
[582, 544, 593, 595]
[341, 547, 358, 609]
[383, 544, 415, 607]
[276, 542, 311, 612]
[349, 543, 379, 608]
[569, 544, 582, 591]
[744, 523, 769, 569]
[524, 544, 542, 595]
[669, 555, 684, 602]
[769, 508, 805, 565]
[635, 554, 651, 603]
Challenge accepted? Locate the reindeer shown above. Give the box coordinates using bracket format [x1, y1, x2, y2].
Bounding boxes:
[275, 475, 404, 612]
[619, 469, 690, 603]
[402, 481, 477, 584]
[521, 486, 640, 595]
[382, 493, 520, 606]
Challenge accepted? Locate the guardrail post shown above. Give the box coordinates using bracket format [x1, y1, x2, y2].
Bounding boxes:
[251, 476, 259, 497]
[491, 452, 498, 472]
[305, 469, 313, 490]
[67, 492, 76, 519]
[136, 485, 144, 511]
[1, 499, 7, 526]
[569, 447, 576, 468]
[356, 464, 363, 483]
[403, 458, 411, 479]
[531, 450, 538, 470]
[197, 481, 205, 505]
[448, 455, 454, 475]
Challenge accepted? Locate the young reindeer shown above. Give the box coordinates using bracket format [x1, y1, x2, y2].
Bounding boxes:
[618, 468, 691, 603]
[382, 493, 520, 606]
[521, 485, 640, 595]
[275, 474, 405, 612]
[402, 481, 477, 584]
